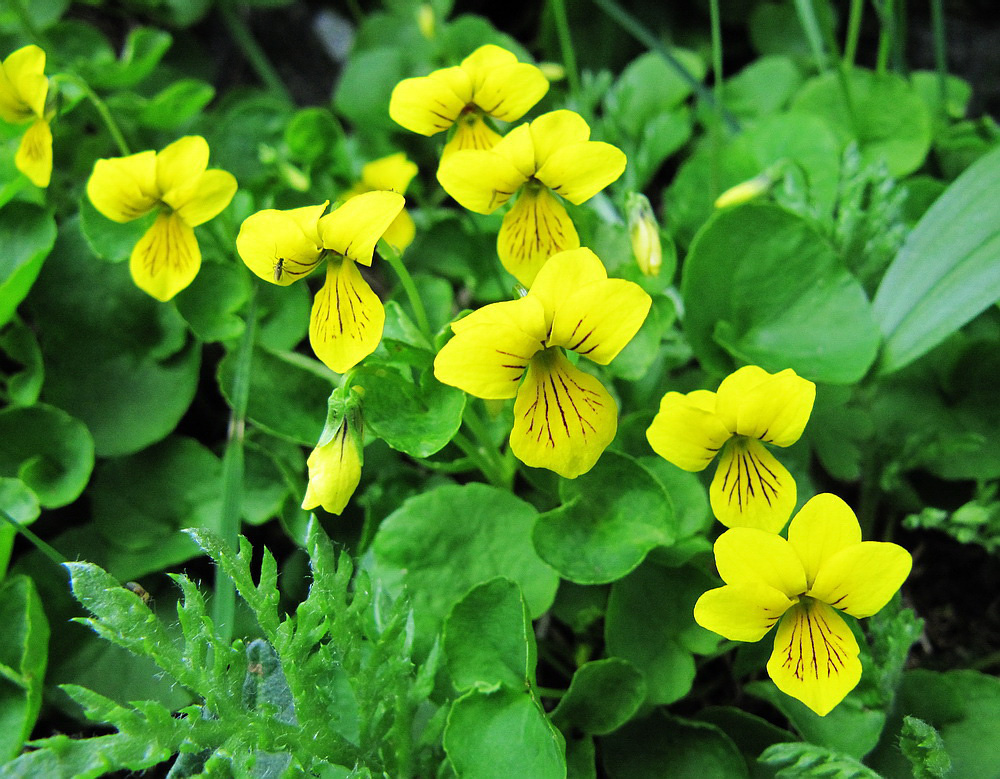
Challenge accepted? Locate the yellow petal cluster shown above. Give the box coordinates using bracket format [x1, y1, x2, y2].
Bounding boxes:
[0, 45, 52, 188]
[390, 44, 549, 157]
[437, 110, 626, 286]
[236, 191, 404, 373]
[341, 152, 418, 252]
[694, 494, 912, 716]
[434, 248, 650, 478]
[86, 136, 237, 301]
[646, 365, 815, 533]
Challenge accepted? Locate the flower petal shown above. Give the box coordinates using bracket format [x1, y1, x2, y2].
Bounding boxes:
[15, 118, 51, 188]
[710, 438, 796, 532]
[549, 277, 651, 365]
[389, 70, 469, 136]
[767, 601, 861, 717]
[535, 141, 627, 204]
[0, 45, 47, 122]
[646, 390, 730, 472]
[491, 123, 538, 179]
[383, 208, 416, 253]
[528, 247, 607, 320]
[497, 186, 580, 286]
[434, 298, 547, 400]
[319, 190, 404, 266]
[713, 527, 807, 595]
[715, 366, 816, 446]
[808, 541, 912, 619]
[301, 421, 362, 515]
[441, 113, 503, 158]
[474, 63, 549, 122]
[461, 44, 518, 84]
[694, 582, 796, 642]
[436, 147, 527, 214]
[511, 348, 616, 478]
[309, 259, 385, 373]
[172, 169, 237, 227]
[156, 135, 209, 202]
[130, 212, 200, 301]
[236, 204, 327, 286]
[87, 151, 159, 223]
[528, 110, 591, 165]
[786, 493, 862, 589]
[360, 152, 418, 193]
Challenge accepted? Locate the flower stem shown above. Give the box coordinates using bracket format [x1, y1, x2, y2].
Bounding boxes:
[0, 508, 65, 567]
[708, 0, 723, 105]
[54, 74, 130, 156]
[379, 239, 432, 340]
[461, 403, 513, 489]
[843, 0, 864, 67]
[548, 0, 581, 102]
[218, 0, 293, 104]
[793, 0, 829, 74]
[211, 287, 258, 645]
[930, 0, 949, 114]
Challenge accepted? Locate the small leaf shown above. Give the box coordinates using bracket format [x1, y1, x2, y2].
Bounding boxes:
[551, 658, 645, 736]
[899, 716, 951, 779]
[0, 202, 56, 329]
[0, 575, 49, 762]
[759, 742, 881, 778]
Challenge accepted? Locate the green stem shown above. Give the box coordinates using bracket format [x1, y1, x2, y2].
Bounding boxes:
[218, 0, 293, 103]
[930, 0, 948, 114]
[875, 0, 895, 75]
[591, 0, 740, 134]
[793, 0, 829, 73]
[536, 687, 566, 699]
[549, 0, 581, 102]
[211, 288, 258, 645]
[708, 0, 723, 104]
[379, 240, 432, 340]
[453, 432, 506, 490]
[54, 74, 130, 155]
[0, 509, 65, 567]
[463, 403, 513, 487]
[843, 0, 864, 67]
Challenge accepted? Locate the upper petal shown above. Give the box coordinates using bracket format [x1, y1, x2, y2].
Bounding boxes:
[309, 259, 385, 373]
[535, 141, 627, 204]
[319, 190, 405, 265]
[460, 44, 519, 86]
[511, 349, 617, 478]
[474, 63, 549, 122]
[496, 187, 580, 287]
[715, 366, 816, 446]
[786, 493, 862, 589]
[645, 390, 730, 472]
[766, 601, 861, 717]
[528, 110, 591, 165]
[529, 247, 608, 321]
[436, 148, 527, 214]
[450, 295, 548, 337]
[236, 204, 327, 286]
[172, 169, 237, 226]
[694, 582, 796, 642]
[15, 118, 51, 188]
[383, 209, 416, 253]
[0, 45, 47, 121]
[130, 212, 201, 301]
[549, 277, 651, 365]
[709, 438, 797, 532]
[389, 70, 470, 136]
[713, 527, 807, 596]
[156, 135, 209, 202]
[87, 151, 159, 223]
[360, 152, 418, 193]
[808, 541, 912, 619]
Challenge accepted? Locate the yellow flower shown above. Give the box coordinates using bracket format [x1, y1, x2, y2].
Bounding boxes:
[343, 152, 418, 252]
[389, 44, 549, 158]
[626, 192, 662, 277]
[86, 136, 237, 301]
[302, 401, 364, 515]
[0, 45, 52, 188]
[437, 110, 626, 287]
[646, 366, 815, 533]
[235, 191, 404, 373]
[693, 493, 912, 716]
[434, 247, 650, 478]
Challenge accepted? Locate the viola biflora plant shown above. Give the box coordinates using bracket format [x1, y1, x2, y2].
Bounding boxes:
[4, 2, 1000, 777]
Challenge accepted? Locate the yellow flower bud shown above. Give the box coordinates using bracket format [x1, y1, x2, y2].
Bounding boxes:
[714, 173, 772, 209]
[626, 193, 662, 277]
[301, 414, 363, 515]
[537, 62, 565, 82]
[417, 4, 435, 39]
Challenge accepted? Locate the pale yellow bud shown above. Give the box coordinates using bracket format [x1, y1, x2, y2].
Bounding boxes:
[627, 193, 662, 277]
[417, 4, 435, 40]
[537, 62, 565, 82]
[301, 420, 362, 515]
[714, 173, 772, 209]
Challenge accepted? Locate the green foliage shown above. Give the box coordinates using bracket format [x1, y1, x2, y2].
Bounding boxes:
[759, 742, 882, 778]
[899, 717, 951, 779]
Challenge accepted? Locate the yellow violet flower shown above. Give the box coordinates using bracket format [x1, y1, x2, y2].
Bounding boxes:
[302, 400, 363, 515]
[694, 493, 912, 716]
[0, 45, 52, 188]
[235, 191, 404, 373]
[437, 110, 627, 287]
[342, 152, 418, 252]
[390, 44, 549, 158]
[86, 136, 238, 301]
[434, 247, 650, 478]
[646, 365, 815, 533]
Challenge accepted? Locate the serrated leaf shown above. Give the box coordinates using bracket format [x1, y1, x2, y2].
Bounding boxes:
[759, 742, 881, 778]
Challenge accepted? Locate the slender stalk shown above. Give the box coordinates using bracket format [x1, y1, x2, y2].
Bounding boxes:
[875, 0, 895, 75]
[549, 0, 581, 101]
[53, 74, 130, 155]
[591, 0, 740, 134]
[379, 240, 432, 340]
[793, 0, 829, 73]
[211, 288, 258, 645]
[930, 0, 948, 113]
[218, 0, 293, 103]
[708, 0, 723, 104]
[0, 508, 65, 567]
[452, 432, 507, 490]
[461, 403, 513, 488]
[844, 0, 864, 67]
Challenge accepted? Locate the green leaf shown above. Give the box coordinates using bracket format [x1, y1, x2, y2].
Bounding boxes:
[370, 483, 559, 656]
[444, 578, 535, 692]
[0, 0, 68, 31]
[175, 260, 250, 342]
[0, 318, 44, 407]
[873, 144, 1000, 373]
[682, 203, 880, 383]
[759, 742, 881, 778]
[749, 0, 835, 59]
[0, 202, 56, 329]
[334, 48, 408, 132]
[0, 575, 49, 762]
[806, 385, 873, 482]
[139, 79, 216, 130]
[255, 279, 309, 352]
[78, 197, 154, 264]
[87, 27, 173, 89]
[604, 50, 706, 136]
[551, 658, 645, 736]
[723, 56, 803, 119]
[352, 363, 465, 458]
[696, 706, 794, 765]
[284, 108, 343, 165]
[791, 68, 932, 177]
[533, 452, 677, 585]
[0, 733, 172, 778]
[600, 711, 748, 778]
[444, 687, 566, 779]
[0, 404, 95, 508]
[0, 478, 40, 577]
[899, 717, 951, 779]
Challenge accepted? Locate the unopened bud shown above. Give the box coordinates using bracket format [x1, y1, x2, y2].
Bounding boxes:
[417, 4, 435, 39]
[714, 173, 772, 209]
[627, 193, 662, 277]
[537, 62, 565, 83]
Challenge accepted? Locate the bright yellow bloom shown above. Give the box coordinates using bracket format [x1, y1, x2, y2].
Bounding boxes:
[302, 412, 363, 515]
[437, 110, 626, 286]
[86, 136, 237, 301]
[646, 366, 815, 533]
[0, 45, 52, 188]
[342, 152, 418, 252]
[694, 494, 912, 716]
[235, 191, 404, 373]
[434, 247, 650, 478]
[627, 192, 662, 277]
[390, 44, 549, 158]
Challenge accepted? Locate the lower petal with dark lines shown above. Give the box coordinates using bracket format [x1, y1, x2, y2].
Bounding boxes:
[309, 259, 385, 374]
[129, 211, 200, 302]
[709, 437, 796, 533]
[497, 187, 579, 287]
[510, 349, 615, 478]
